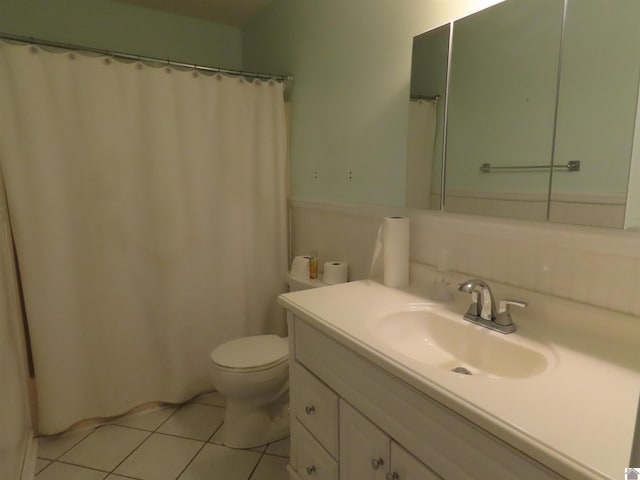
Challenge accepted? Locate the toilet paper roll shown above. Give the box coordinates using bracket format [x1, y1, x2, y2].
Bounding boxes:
[383, 216, 410, 288]
[323, 261, 348, 285]
[291, 256, 311, 279]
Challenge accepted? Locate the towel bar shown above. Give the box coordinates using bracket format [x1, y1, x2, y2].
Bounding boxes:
[479, 161, 580, 173]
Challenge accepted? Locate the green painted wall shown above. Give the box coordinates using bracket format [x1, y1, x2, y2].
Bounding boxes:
[0, 0, 242, 69]
[243, 0, 504, 207]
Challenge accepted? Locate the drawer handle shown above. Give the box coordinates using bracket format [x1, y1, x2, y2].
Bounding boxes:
[371, 457, 385, 470]
[306, 465, 316, 475]
[305, 405, 316, 415]
[386, 472, 399, 480]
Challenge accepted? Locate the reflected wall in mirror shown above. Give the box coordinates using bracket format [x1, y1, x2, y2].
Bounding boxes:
[407, 0, 640, 229]
[406, 24, 449, 210]
[445, 0, 563, 222]
[550, 0, 640, 228]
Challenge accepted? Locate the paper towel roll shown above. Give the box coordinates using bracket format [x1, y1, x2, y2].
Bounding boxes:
[323, 261, 348, 285]
[383, 216, 410, 288]
[291, 256, 311, 278]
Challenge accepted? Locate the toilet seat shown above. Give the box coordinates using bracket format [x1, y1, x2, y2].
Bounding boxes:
[211, 335, 288, 373]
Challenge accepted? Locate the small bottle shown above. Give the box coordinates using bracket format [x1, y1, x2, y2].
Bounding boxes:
[309, 251, 318, 279]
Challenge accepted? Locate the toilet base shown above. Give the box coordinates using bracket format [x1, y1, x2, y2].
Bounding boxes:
[219, 398, 290, 449]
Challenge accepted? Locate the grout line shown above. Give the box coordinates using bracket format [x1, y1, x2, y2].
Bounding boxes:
[103, 423, 159, 434]
[101, 472, 142, 480]
[191, 397, 227, 408]
[261, 450, 290, 459]
[102, 474, 142, 480]
[34, 459, 53, 476]
[174, 440, 208, 480]
[246, 450, 266, 480]
[126, 428, 224, 443]
[206, 421, 224, 443]
[48, 459, 112, 474]
[105, 430, 154, 477]
[174, 408, 224, 480]
[154, 405, 182, 433]
[38, 428, 96, 461]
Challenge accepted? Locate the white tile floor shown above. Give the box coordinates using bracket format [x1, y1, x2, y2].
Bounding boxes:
[34, 392, 289, 480]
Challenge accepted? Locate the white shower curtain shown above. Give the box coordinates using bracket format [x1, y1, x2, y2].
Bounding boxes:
[0, 167, 33, 480]
[0, 41, 288, 434]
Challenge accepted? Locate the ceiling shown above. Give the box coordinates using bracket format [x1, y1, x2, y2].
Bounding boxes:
[114, 0, 273, 26]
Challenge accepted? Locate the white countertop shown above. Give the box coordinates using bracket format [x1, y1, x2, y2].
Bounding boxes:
[279, 276, 640, 479]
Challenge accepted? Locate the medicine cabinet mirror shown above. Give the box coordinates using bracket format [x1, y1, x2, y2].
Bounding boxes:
[406, 0, 640, 229]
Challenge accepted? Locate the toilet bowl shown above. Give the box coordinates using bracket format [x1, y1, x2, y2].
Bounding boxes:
[210, 273, 326, 449]
[210, 335, 289, 448]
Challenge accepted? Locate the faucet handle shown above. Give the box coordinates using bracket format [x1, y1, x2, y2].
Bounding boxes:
[499, 299, 528, 312]
[495, 299, 527, 327]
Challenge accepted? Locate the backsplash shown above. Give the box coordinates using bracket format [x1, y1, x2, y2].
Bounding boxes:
[290, 198, 640, 317]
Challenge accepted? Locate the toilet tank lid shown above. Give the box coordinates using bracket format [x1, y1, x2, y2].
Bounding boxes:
[287, 273, 326, 291]
[211, 335, 288, 370]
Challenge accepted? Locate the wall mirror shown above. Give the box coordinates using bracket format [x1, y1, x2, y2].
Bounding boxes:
[407, 0, 640, 229]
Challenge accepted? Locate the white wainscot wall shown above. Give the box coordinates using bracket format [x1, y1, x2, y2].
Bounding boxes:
[290, 198, 640, 318]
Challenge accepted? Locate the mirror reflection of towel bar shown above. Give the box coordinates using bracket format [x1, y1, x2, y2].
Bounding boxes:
[479, 161, 580, 173]
[410, 94, 441, 101]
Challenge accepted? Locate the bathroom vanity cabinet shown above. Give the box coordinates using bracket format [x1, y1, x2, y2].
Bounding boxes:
[286, 314, 564, 480]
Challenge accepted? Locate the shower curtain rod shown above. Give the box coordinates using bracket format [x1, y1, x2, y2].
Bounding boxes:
[0, 32, 294, 84]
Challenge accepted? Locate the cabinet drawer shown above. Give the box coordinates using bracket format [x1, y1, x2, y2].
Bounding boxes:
[293, 361, 339, 457]
[294, 420, 339, 480]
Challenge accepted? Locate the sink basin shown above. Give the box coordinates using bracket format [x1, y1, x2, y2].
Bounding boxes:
[375, 306, 553, 379]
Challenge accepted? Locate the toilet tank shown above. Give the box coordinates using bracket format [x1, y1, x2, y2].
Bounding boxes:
[287, 273, 326, 292]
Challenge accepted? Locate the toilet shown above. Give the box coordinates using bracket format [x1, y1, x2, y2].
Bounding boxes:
[209, 273, 325, 448]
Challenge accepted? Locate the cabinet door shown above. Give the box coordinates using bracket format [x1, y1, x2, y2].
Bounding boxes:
[295, 420, 338, 480]
[340, 400, 389, 480]
[389, 442, 442, 480]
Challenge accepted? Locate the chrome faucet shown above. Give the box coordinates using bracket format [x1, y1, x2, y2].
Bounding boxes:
[458, 279, 527, 334]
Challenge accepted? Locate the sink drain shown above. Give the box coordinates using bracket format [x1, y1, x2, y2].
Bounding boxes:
[451, 366, 472, 375]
